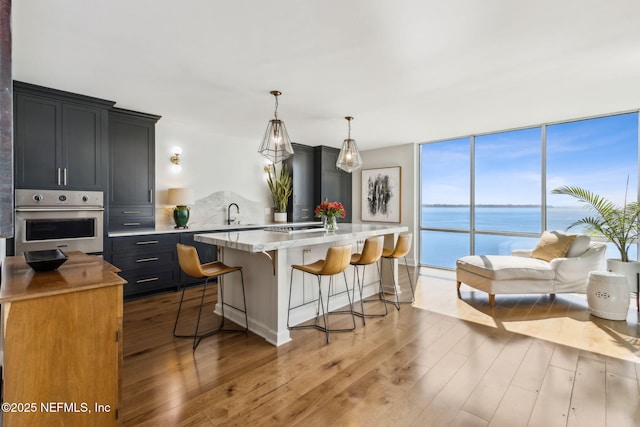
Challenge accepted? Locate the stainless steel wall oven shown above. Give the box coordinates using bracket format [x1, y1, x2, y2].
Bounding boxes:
[14, 189, 104, 255]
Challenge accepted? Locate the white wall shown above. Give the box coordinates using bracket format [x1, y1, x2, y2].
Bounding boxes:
[352, 143, 418, 265]
[153, 118, 274, 226]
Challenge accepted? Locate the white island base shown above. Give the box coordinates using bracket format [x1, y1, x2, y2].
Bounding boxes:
[195, 224, 408, 346]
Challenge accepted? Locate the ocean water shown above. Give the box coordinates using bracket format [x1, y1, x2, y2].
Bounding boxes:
[420, 206, 636, 268]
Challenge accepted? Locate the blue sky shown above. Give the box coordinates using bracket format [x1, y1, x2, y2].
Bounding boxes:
[421, 112, 638, 206]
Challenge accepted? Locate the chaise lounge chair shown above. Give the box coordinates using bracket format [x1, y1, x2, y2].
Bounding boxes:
[456, 231, 606, 307]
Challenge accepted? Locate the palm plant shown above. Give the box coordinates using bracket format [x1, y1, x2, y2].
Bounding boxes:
[552, 185, 640, 262]
[265, 162, 292, 213]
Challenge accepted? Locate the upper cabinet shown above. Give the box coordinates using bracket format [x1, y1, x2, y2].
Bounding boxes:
[13, 81, 114, 190]
[284, 143, 315, 222]
[314, 145, 352, 223]
[107, 108, 160, 232]
[284, 143, 353, 223]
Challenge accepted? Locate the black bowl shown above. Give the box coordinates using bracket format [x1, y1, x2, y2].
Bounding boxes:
[24, 249, 69, 272]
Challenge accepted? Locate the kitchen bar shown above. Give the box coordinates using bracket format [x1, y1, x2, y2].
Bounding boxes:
[195, 223, 408, 346]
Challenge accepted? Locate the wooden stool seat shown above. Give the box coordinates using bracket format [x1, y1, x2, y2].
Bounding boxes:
[173, 243, 248, 350]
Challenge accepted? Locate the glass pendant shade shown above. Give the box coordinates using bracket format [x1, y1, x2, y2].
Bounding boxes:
[258, 90, 294, 163]
[259, 118, 294, 163]
[336, 116, 362, 172]
[336, 138, 363, 172]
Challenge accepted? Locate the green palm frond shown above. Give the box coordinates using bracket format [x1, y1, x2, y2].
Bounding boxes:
[266, 163, 292, 213]
[552, 185, 640, 262]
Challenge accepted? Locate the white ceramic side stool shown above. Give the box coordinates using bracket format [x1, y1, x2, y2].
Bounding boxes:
[586, 271, 630, 321]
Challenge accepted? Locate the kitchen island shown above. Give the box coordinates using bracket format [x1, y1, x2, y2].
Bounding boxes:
[195, 223, 408, 346]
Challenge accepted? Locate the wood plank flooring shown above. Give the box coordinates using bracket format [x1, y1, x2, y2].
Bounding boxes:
[121, 268, 640, 426]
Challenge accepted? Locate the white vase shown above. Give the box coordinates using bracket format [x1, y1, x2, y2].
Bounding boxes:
[606, 259, 640, 294]
[273, 212, 287, 223]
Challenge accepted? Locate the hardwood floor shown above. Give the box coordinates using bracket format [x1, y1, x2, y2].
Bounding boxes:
[121, 268, 640, 426]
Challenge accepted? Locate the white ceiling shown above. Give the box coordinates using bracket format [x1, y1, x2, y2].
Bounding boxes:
[11, 0, 640, 150]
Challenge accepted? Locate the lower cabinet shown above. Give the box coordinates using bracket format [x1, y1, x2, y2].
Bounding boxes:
[107, 231, 219, 299]
[108, 234, 179, 298]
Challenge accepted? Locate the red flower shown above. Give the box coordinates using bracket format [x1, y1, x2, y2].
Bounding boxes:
[314, 200, 346, 218]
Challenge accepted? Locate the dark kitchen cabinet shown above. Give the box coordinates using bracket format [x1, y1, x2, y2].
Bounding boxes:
[108, 108, 160, 232]
[314, 145, 352, 222]
[13, 81, 114, 190]
[108, 233, 179, 298]
[284, 143, 315, 222]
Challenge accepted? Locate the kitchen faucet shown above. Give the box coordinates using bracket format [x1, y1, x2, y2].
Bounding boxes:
[227, 203, 239, 225]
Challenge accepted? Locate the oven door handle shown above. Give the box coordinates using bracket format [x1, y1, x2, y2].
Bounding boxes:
[15, 208, 105, 212]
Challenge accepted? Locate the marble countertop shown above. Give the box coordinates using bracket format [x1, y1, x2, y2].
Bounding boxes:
[194, 223, 409, 252]
[107, 221, 322, 237]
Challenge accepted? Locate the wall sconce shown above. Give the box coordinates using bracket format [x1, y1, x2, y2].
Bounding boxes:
[170, 152, 181, 165]
[170, 147, 182, 173]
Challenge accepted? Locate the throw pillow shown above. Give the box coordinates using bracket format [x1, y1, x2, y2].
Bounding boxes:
[566, 234, 591, 257]
[531, 231, 577, 262]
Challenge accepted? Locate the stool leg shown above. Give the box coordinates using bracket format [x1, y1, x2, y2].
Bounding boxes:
[172, 284, 188, 337]
[192, 278, 211, 350]
[317, 275, 330, 343]
[403, 256, 415, 302]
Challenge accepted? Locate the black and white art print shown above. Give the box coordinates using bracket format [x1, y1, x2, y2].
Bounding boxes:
[361, 166, 401, 223]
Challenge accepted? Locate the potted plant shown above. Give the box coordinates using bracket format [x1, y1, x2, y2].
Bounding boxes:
[265, 162, 292, 222]
[552, 184, 640, 292]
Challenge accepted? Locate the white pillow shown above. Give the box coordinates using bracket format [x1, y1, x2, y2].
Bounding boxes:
[566, 235, 591, 257]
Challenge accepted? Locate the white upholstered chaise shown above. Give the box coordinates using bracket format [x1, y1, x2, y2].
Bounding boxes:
[456, 233, 606, 307]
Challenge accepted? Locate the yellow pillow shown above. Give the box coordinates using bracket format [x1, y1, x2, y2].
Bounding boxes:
[531, 231, 577, 262]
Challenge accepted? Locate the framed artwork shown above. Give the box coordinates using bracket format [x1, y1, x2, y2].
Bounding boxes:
[361, 166, 401, 223]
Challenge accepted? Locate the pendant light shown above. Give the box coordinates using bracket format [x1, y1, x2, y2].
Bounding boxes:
[336, 116, 362, 173]
[258, 90, 294, 163]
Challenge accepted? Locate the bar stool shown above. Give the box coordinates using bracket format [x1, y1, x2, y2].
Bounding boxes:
[287, 244, 355, 343]
[382, 233, 414, 310]
[173, 243, 248, 350]
[350, 235, 387, 325]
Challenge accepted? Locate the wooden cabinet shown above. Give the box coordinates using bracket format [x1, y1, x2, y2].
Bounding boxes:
[108, 108, 160, 232]
[0, 252, 126, 427]
[284, 143, 315, 222]
[13, 81, 113, 190]
[314, 145, 352, 223]
[108, 233, 179, 298]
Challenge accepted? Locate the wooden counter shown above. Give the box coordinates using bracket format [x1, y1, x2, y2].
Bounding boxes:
[0, 252, 127, 427]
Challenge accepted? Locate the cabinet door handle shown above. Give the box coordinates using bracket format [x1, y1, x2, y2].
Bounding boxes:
[57, 168, 61, 186]
[136, 257, 159, 263]
[122, 211, 141, 214]
[63, 168, 67, 186]
[136, 240, 159, 245]
[136, 277, 159, 283]
[149, 190, 153, 203]
[123, 223, 141, 226]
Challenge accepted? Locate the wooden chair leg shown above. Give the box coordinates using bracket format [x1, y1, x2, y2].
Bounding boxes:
[488, 294, 495, 307]
[456, 281, 462, 298]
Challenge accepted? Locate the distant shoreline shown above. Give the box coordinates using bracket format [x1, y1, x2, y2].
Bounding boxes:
[422, 204, 574, 208]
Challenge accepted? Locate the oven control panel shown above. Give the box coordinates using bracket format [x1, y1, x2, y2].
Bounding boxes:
[15, 189, 104, 208]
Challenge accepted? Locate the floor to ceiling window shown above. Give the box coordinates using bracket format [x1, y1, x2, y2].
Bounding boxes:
[420, 111, 639, 269]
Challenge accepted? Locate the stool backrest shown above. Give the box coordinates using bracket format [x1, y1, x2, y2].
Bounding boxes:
[390, 234, 412, 258]
[320, 244, 353, 276]
[176, 243, 205, 278]
[359, 235, 384, 264]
